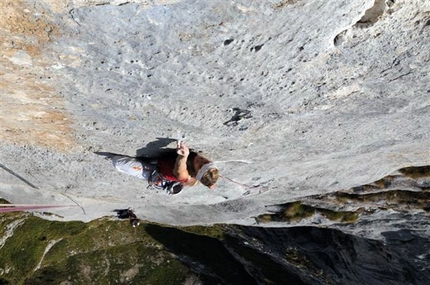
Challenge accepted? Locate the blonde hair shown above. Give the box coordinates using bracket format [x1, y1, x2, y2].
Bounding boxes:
[200, 168, 219, 187]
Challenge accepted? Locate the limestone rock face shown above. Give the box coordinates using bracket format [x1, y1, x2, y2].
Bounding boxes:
[1, 0, 429, 237]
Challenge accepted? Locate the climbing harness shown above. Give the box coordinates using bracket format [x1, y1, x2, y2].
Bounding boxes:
[147, 169, 183, 195]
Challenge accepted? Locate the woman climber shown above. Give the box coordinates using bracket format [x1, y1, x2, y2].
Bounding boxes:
[111, 142, 219, 194]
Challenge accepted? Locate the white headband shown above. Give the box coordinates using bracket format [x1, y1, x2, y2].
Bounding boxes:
[196, 163, 217, 181]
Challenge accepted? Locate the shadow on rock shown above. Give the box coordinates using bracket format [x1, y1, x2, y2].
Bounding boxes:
[144, 224, 258, 285]
[94, 137, 177, 161]
[226, 226, 430, 285]
[135, 137, 177, 158]
[145, 223, 430, 285]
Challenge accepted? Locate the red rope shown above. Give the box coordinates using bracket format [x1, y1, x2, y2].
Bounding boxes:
[0, 205, 73, 213]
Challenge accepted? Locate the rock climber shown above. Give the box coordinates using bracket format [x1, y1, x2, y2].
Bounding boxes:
[111, 141, 219, 194]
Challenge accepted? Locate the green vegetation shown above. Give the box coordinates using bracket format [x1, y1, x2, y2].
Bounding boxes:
[283, 202, 315, 221]
[256, 166, 430, 225]
[399, 166, 430, 179]
[256, 202, 315, 223]
[0, 214, 195, 285]
[178, 224, 226, 240]
[334, 190, 430, 212]
[256, 202, 359, 224]
[2, 165, 428, 284]
[318, 209, 359, 223]
[26, 243, 189, 285]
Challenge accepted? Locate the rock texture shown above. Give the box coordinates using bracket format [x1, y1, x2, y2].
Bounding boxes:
[1, 0, 429, 239]
[1, 1, 430, 283]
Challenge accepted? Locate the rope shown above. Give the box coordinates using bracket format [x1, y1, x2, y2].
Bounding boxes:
[220, 175, 269, 191]
[61, 193, 86, 215]
[0, 204, 75, 207]
[0, 204, 75, 213]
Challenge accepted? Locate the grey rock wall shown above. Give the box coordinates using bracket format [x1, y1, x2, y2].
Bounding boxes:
[1, 0, 429, 237]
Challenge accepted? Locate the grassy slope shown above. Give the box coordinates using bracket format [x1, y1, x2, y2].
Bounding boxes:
[0, 212, 195, 285]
